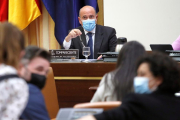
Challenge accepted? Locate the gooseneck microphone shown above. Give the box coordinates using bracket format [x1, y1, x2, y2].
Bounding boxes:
[79, 35, 85, 47]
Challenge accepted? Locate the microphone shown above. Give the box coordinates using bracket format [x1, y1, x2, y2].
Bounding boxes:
[79, 35, 85, 47]
[115, 37, 127, 52]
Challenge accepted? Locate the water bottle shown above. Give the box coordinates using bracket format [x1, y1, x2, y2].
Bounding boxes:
[115, 37, 127, 52]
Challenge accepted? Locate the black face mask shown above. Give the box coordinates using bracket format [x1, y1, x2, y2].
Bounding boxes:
[28, 73, 47, 89]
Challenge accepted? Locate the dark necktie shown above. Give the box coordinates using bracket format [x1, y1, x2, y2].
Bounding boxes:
[87, 32, 93, 59]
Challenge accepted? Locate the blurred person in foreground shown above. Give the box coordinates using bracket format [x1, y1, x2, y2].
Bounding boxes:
[79, 52, 180, 120]
[172, 35, 180, 50]
[19, 46, 50, 120]
[91, 41, 145, 102]
[0, 22, 28, 120]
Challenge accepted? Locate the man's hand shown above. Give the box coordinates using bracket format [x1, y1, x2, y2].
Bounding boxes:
[65, 29, 82, 42]
[97, 55, 102, 60]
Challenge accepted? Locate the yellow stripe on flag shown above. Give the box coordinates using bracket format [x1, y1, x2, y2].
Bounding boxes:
[8, 0, 41, 30]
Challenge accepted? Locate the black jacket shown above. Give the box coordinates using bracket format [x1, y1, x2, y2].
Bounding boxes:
[70, 25, 117, 59]
[94, 91, 180, 120]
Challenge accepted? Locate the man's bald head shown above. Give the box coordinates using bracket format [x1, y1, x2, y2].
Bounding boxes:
[79, 6, 97, 17]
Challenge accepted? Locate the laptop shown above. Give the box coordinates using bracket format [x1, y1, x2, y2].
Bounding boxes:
[150, 44, 173, 53]
[56, 108, 103, 120]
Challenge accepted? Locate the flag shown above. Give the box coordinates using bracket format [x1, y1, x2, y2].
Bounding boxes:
[0, 0, 8, 22]
[42, 0, 99, 46]
[8, 0, 41, 30]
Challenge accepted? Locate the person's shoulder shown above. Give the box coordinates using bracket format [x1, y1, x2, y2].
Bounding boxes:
[104, 71, 114, 79]
[7, 77, 28, 93]
[107, 70, 116, 77]
[28, 84, 42, 94]
[100, 71, 115, 85]
[98, 71, 115, 94]
[9, 77, 27, 84]
[28, 83, 39, 90]
[96, 24, 115, 30]
[123, 93, 152, 104]
[28, 84, 45, 105]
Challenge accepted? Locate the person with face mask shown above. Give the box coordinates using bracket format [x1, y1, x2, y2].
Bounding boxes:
[91, 41, 145, 102]
[63, 5, 117, 59]
[78, 52, 180, 120]
[19, 46, 51, 120]
[0, 22, 28, 120]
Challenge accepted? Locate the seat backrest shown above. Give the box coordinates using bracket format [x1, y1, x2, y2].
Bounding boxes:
[73, 101, 121, 111]
[42, 67, 59, 119]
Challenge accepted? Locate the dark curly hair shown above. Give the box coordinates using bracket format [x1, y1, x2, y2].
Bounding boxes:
[136, 52, 180, 93]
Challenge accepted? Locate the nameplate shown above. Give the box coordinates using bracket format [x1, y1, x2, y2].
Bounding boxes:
[49, 49, 79, 59]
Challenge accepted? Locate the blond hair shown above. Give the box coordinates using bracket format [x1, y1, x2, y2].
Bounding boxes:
[0, 22, 25, 68]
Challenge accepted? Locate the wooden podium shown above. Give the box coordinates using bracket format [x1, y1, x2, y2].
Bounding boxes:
[51, 61, 116, 108]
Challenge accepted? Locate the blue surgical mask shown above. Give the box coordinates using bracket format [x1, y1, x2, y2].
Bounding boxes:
[133, 77, 152, 94]
[82, 19, 96, 31]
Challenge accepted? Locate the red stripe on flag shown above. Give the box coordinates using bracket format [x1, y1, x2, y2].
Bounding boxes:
[35, 0, 42, 13]
[0, 0, 8, 22]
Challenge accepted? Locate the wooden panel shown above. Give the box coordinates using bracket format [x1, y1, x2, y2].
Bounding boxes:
[51, 63, 116, 77]
[42, 67, 59, 119]
[55, 80, 100, 108]
[97, 0, 104, 26]
[51, 62, 116, 108]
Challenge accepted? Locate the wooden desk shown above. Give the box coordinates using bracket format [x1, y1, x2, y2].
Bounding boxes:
[51, 61, 116, 108]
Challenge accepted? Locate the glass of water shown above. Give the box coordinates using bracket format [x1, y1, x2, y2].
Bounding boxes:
[82, 47, 91, 62]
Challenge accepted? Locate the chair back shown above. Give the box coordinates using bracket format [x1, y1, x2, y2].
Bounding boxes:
[42, 67, 59, 119]
[73, 101, 121, 111]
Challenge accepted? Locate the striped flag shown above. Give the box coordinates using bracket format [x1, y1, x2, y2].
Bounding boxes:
[0, 0, 8, 22]
[8, 0, 41, 30]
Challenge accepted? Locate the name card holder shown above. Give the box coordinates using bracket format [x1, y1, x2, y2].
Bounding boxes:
[49, 49, 79, 59]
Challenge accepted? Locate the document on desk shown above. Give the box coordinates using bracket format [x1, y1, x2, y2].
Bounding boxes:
[81, 59, 97, 62]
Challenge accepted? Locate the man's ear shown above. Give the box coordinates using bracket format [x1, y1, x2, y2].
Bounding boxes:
[78, 17, 82, 25]
[95, 14, 98, 23]
[156, 76, 163, 86]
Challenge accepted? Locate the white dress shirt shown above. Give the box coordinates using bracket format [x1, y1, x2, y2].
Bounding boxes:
[63, 26, 96, 53]
[91, 71, 117, 102]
